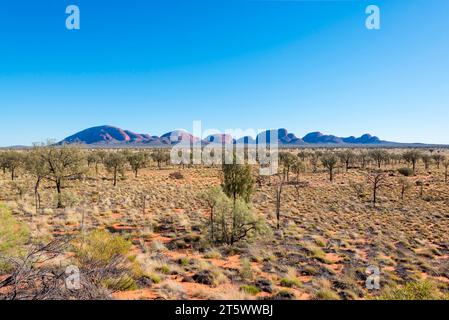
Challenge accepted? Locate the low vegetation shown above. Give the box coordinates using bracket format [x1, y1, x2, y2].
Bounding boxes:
[0, 146, 448, 300]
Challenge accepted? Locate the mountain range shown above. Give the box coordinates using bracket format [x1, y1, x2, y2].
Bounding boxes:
[58, 125, 399, 147]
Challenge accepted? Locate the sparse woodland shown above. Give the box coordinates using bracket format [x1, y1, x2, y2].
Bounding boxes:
[1, 145, 449, 300]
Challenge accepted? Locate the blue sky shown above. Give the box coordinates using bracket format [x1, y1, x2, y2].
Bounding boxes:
[0, 0, 448, 146]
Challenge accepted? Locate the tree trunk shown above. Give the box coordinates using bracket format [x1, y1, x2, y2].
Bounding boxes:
[56, 180, 63, 208]
[210, 206, 214, 242]
[34, 177, 41, 214]
[231, 193, 237, 245]
[276, 181, 283, 230]
[113, 168, 117, 186]
[11, 168, 15, 181]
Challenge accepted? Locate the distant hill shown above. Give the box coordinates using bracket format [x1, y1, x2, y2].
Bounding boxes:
[57, 125, 406, 147]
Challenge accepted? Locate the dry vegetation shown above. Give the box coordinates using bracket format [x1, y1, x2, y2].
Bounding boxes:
[1, 145, 449, 300]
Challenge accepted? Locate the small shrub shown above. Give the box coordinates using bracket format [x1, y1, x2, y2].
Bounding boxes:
[0, 205, 29, 272]
[378, 280, 444, 300]
[178, 257, 190, 266]
[240, 285, 261, 295]
[398, 167, 414, 177]
[280, 267, 301, 288]
[203, 249, 222, 259]
[169, 171, 184, 180]
[147, 272, 162, 284]
[316, 288, 340, 300]
[102, 274, 138, 291]
[240, 258, 253, 280]
[74, 230, 131, 265]
[280, 277, 301, 288]
[350, 181, 366, 198]
[53, 191, 79, 208]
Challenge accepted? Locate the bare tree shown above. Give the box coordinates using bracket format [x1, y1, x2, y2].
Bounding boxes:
[398, 177, 412, 201]
[444, 160, 449, 183]
[0, 236, 128, 300]
[367, 171, 387, 206]
[25, 144, 49, 213]
[432, 154, 445, 170]
[272, 172, 286, 230]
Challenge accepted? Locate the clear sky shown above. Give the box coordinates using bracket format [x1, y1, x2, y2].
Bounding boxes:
[0, 0, 448, 146]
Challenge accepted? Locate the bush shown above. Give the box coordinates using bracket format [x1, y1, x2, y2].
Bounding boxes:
[74, 230, 131, 265]
[240, 285, 261, 295]
[240, 258, 253, 280]
[53, 192, 79, 208]
[316, 288, 340, 300]
[398, 167, 414, 177]
[378, 280, 445, 300]
[169, 171, 184, 180]
[0, 205, 29, 272]
[280, 277, 301, 288]
[102, 274, 137, 291]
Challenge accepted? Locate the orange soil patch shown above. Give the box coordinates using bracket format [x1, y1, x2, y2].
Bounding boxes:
[328, 263, 344, 274]
[289, 288, 312, 300]
[298, 275, 312, 283]
[147, 233, 172, 244]
[109, 223, 138, 232]
[433, 276, 449, 284]
[325, 253, 342, 264]
[113, 289, 159, 300]
[110, 213, 123, 219]
[207, 255, 241, 270]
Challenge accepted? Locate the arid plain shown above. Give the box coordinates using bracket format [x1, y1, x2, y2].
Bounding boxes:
[1, 147, 448, 300]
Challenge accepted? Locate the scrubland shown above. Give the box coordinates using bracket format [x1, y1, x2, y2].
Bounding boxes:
[0, 147, 448, 300]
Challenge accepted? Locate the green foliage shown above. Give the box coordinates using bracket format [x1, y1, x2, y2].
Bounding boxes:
[240, 258, 253, 280]
[53, 191, 79, 208]
[378, 280, 445, 300]
[222, 160, 254, 203]
[1, 151, 24, 180]
[213, 194, 268, 245]
[102, 274, 138, 291]
[36, 144, 86, 208]
[201, 186, 268, 245]
[151, 149, 170, 169]
[321, 153, 338, 181]
[369, 149, 389, 168]
[280, 277, 301, 288]
[240, 285, 260, 295]
[104, 152, 127, 186]
[398, 167, 414, 176]
[402, 150, 422, 173]
[74, 230, 131, 265]
[0, 205, 30, 272]
[316, 288, 340, 300]
[127, 152, 147, 177]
